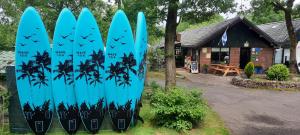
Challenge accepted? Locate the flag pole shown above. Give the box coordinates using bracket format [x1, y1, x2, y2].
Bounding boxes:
[218, 26, 229, 64]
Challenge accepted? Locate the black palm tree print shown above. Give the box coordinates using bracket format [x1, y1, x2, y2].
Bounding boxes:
[121, 53, 137, 75]
[33, 51, 51, 72]
[32, 73, 49, 88]
[138, 51, 147, 80]
[106, 53, 137, 87]
[25, 51, 51, 88]
[119, 73, 131, 87]
[17, 60, 36, 86]
[88, 71, 102, 86]
[17, 51, 51, 87]
[106, 62, 123, 85]
[54, 59, 73, 85]
[75, 50, 105, 86]
[90, 50, 105, 70]
[75, 60, 92, 84]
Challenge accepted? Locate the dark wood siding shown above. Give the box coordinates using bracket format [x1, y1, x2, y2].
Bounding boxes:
[203, 22, 271, 48]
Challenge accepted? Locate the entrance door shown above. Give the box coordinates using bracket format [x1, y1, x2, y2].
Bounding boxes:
[240, 48, 251, 69]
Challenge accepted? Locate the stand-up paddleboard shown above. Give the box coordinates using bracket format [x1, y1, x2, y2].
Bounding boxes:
[296, 42, 300, 72]
[105, 10, 137, 131]
[73, 8, 106, 133]
[51, 8, 81, 134]
[15, 7, 53, 134]
[133, 12, 148, 125]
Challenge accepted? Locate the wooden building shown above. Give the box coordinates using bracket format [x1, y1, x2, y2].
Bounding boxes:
[165, 16, 300, 72]
[179, 16, 276, 71]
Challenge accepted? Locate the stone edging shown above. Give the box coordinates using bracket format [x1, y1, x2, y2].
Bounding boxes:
[231, 76, 300, 89]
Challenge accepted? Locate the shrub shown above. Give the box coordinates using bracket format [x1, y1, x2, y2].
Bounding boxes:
[266, 64, 289, 81]
[148, 48, 164, 70]
[150, 87, 207, 132]
[244, 62, 254, 78]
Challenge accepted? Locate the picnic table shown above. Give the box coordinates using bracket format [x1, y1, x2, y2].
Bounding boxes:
[210, 64, 240, 77]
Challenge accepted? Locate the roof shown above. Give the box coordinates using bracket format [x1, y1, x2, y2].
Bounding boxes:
[0, 51, 15, 74]
[179, 16, 276, 48]
[258, 19, 300, 47]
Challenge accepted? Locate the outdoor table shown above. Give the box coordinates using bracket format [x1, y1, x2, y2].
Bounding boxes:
[210, 64, 240, 76]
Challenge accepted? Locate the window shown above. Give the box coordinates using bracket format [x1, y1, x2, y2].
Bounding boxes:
[175, 46, 181, 56]
[211, 48, 230, 64]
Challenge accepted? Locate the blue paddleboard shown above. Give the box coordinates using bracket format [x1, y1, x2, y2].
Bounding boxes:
[15, 7, 53, 134]
[73, 8, 106, 133]
[51, 8, 80, 134]
[104, 10, 137, 131]
[133, 12, 148, 124]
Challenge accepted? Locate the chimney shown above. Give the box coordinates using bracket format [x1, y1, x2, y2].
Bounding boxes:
[176, 33, 181, 42]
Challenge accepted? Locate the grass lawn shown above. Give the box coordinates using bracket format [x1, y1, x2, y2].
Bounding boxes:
[0, 102, 230, 135]
[0, 78, 230, 135]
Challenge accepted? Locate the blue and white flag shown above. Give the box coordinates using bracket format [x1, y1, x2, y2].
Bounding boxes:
[221, 30, 227, 46]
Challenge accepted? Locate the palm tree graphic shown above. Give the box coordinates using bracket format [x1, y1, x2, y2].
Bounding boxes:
[90, 50, 105, 71]
[88, 70, 102, 86]
[106, 62, 123, 85]
[33, 73, 48, 88]
[54, 60, 73, 85]
[31, 51, 51, 87]
[33, 51, 51, 73]
[121, 53, 137, 75]
[17, 60, 36, 86]
[119, 73, 131, 87]
[75, 60, 92, 84]
[88, 50, 105, 86]
[106, 53, 137, 86]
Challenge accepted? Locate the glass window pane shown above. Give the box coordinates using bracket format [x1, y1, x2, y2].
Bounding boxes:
[212, 48, 220, 52]
[210, 48, 230, 64]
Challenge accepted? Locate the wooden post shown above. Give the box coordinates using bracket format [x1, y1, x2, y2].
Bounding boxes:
[6, 66, 30, 133]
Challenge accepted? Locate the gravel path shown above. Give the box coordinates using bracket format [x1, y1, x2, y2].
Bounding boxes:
[150, 71, 300, 135]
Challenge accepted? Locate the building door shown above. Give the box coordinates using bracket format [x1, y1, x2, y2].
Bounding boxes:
[240, 48, 251, 69]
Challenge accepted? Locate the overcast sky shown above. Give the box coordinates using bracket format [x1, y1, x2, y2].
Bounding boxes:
[223, 0, 300, 18]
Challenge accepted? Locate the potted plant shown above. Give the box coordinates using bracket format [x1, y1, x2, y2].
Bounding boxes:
[202, 64, 209, 74]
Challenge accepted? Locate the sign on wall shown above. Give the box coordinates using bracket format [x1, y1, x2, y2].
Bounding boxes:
[191, 61, 199, 73]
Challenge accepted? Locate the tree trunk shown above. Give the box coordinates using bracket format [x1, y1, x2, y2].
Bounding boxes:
[164, 0, 178, 90]
[117, 0, 122, 9]
[284, 10, 298, 73]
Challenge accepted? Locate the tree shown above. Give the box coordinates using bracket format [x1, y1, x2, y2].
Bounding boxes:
[122, 0, 164, 44]
[0, 0, 115, 49]
[249, 0, 285, 24]
[272, 0, 298, 73]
